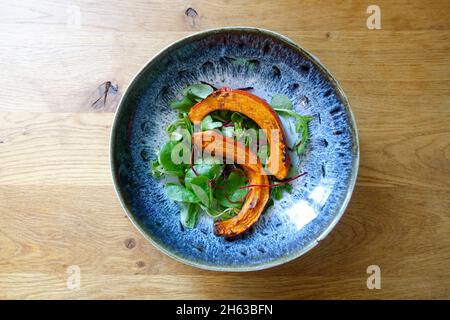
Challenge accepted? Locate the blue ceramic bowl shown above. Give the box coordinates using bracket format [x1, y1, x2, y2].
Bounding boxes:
[110, 27, 359, 271]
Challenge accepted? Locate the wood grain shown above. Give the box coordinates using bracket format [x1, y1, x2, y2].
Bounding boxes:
[0, 0, 449, 299]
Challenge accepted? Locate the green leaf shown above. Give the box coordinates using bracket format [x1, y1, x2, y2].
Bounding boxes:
[167, 114, 193, 136]
[296, 140, 307, 155]
[180, 203, 200, 228]
[169, 96, 196, 112]
[230, 112, 245, 128]
[215, 171, 248, 208]
[189, 176, 212, 207]
[270, 183, 293, 201]
[185, 163, 223, 189]
[257, 144, 269, 164]
[149, 159, 164, 178]
[214, 207, 239, 221]
[296, 115, 314, 128]
[230, 112, 246, 141]
[149, 157, 184, 178]
[228, 112, 258, 146]
[293, 116, 313, 156]
[271, 94, 292, 110]
[199, 205, 239, 221]
[221, 126, 235, 138]
[271, 185, 283, 200]
[273, 107, 314, 157]
[273, 108, 299, 118]
[170, 131, 183, 141]
[201, 115, 223, 131]
[183, 84, 213, 102]
[284, 183, 293, 193]
[167, 118, 184, 134]
[182, 115, 193, 136]
[287, 164, 299, 178]
[158, 140, 187, 176]
[165, 183, 199, 203]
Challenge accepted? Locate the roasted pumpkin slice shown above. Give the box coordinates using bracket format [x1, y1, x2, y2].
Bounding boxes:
[189, 87, 291, 180]
[193, 130, 270, 237]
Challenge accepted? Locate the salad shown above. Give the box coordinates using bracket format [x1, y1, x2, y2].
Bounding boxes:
[150, 83, 313, 237]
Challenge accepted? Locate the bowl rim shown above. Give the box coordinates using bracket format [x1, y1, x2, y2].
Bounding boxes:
[110, 26, 360, 272]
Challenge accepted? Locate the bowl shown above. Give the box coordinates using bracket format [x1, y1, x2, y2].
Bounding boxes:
[110, 27, 359, 271]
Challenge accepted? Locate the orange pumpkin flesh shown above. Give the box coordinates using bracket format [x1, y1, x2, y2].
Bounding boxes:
[192, 130, 270, 237]
[188, 87, 291, 180]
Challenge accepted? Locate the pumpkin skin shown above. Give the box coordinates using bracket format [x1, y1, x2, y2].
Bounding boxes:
[189, 87, 291, 180]
[192, 130, 270, 238]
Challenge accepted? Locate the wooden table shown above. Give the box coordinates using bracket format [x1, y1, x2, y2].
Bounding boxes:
[1, 0, 449, 299]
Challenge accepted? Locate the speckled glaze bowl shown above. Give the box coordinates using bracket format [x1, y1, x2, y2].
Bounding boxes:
[110, 27, 359, 271]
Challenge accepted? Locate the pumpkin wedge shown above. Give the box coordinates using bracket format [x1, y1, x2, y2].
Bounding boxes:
[189, 87, 291, 180]
[193, 130, 270, 237]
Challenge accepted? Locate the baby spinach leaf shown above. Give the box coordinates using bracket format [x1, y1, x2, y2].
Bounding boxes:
[150, 156, 186, 178]
[149, 159, 165, 178]
[215, 171, 248, 208]
[189, 176, 212, 207]
[257, 144, 269, 164]
[180, 203, 201, 228]
[284, 183, 294, 193]
[199, 205, 239, 221]
[230, 112, 246, 143]
[185, 163, 223, 189]
[295, 115, 314, 130]
[183, 84, 214, 102]
[230, 112, 245, 128]
[214, 207, 239, 221]
[274, 106, 314, 156]
[293, 116, 314, 156]
[165, 183, 199, 203]
[271, 94, 292, 110]
[287, 164, 299, 178]
[228, 112, 258, 146]
[158, 140, 187, 176]
[221, 126, 235, 138]
[167, 118, 184, 134]
[273, 108, 299, 118]
[270, 183, 293, 201]
[201, 115, 223, 131]
[167, 114, 193, 135]
[270, 186, 283, 200]
[170, 131, 183, 141]
[169, 96, 196, 112]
